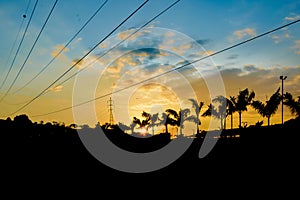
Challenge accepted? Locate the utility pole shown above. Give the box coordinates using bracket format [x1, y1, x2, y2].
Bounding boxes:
[107, 97, 114, 126]
[280, 76, 287, 125]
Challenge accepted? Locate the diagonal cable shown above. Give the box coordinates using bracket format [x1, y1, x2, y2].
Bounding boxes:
[0, 0, 58, 102]
[11, 0, 109, 95]
[29, 19, 300, 117]
[9, 0, 149, 115]
[0, 0, 38, 90]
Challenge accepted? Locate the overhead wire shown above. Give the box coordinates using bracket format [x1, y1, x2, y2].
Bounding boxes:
[0, 0, 58, 102]
[29, 18, 300, 117]
[5, 0, 181, 106]
[11, 0, 109, 95]
[9, 0, 150, 115]
[54, 0, 181, 93]
[0, 0, 32, 89]
[0, 0, 38, 91]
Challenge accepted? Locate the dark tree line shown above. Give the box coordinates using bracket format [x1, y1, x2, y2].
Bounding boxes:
[126, 88, 300, 136]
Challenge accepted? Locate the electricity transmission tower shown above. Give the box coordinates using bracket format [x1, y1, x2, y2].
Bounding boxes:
[107, 97, 114, 126]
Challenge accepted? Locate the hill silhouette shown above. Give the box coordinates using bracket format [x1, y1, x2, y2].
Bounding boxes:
[1, 114, 299, 184]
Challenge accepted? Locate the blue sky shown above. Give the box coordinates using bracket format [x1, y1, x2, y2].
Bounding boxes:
[0, 0, 299, 129]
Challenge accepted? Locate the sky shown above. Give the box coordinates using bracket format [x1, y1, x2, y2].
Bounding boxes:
[0, 0, 300, 134]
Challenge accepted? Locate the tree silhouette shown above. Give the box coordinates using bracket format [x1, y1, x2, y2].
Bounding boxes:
[284, 92, 300, 119]
[231, 88, 255, 128]
[148, 113, 160, 135]
[165, 108, 190, 137]
[188, 99, 204, 134]
[202, 96, 228, 130]
[131, 111, 158, 135]
[252, 88, 281, 126]
[14, 114, 32, 127]
[161, 112, 175, 134]
[228, 96, 237, 129]
[129, 121, 137, 134]
[213, 95, 233, 129]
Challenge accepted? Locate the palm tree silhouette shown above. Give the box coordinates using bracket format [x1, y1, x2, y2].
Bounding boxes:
[284, 92, 300, 119]
[202, 96, 228, 130]
[148, 113, 160, 135]
[252, 88, 281, 126]
[131, 117, 141, 134]
[165, 108, 190, 137]
[188, 99, 204, 134]
[213, 95, 234, 130]
[161, 111, 175, 135]
[228, 96, 236, 129]
[132, 111, 151, 132]
[231, 88, 255, 128]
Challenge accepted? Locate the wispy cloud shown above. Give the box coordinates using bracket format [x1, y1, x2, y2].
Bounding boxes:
[72, 58, 86, 69]
[243, 64, 259, 72]
[202, 50, 214, 56]
[128, 83, 179, 114]
[220, 65, 300, 97]
[227, 54, 239, 60]
[271, 35, 280, 44]
[116, 28, 150, 41]
[270, 33, 292, 44]
[51, 44, 69, 57]
[49, 85, 63, 92]
[228, 28, 256, 42]
[284, 14, 300, 21]
[293, 40, 300, 54]
[196, 39, 210, 46]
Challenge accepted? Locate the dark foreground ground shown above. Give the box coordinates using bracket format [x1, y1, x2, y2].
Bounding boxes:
[1, 116, 299, 192]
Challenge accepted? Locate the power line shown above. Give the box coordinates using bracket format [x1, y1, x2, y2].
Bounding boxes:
[0, 0, 32, 88]
[11, 0, 109, 95]
[30, 18, 300, 117]
[8, 0, 181, 106]
[0, 0, 58, 102]
[54, 0, 181, 93]
[0, 0, 38, 90]
[9, 0, 149, 115]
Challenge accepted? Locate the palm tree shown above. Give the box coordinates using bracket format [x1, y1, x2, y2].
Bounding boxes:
[161, 112, 176, 134]
[252, 88, 281, 126]
[284, 92, 300, 119]
[132, 111, 151, 131]
[228, 96, 236, 129]
[131, 116, 141, 134]
[202, 96, 228, 130]
[188, 99, 204, 134]
[148, 113, 160, 135]
[213, 95, 235, 130]
[231, 88, 255, 128]
[165, 108, 190, 137]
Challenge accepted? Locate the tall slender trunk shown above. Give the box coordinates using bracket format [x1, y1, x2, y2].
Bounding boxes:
[239, 111, 242, 128]
[179, 125, 183, 136]
[231, 113, 233, 129]
[220, 116, 223, 130]
[197, 116, 200, 134]
[165, 124, 168, 134]
[224, 116, 227, 130]
[268, 117, 270, 126]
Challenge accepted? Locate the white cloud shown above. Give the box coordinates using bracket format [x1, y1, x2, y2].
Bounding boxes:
[51, 44, 69, 57]
[284, 15, 300, 21]
[49, 85, 63, 92]
[271, 35, 280, 44]
[229, 28, 256, 42]
[293, 40, 300, 55]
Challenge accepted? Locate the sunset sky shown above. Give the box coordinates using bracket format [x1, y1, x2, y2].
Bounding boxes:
[0, 0, 300, 134]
